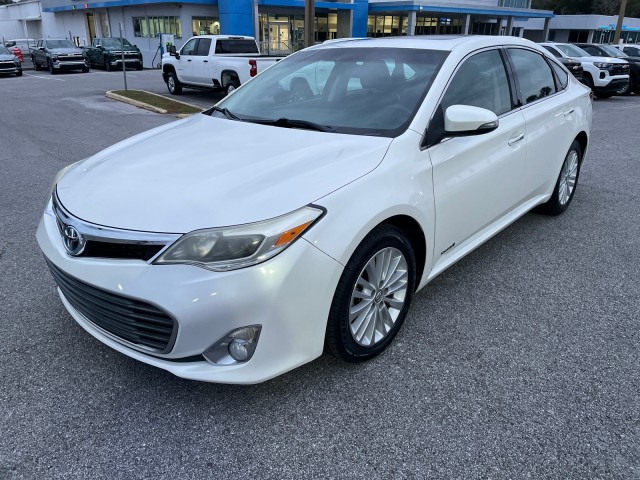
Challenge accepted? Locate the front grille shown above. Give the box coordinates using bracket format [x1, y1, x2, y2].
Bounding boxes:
[46, 259, 177, 352]
[0, 61, 15, 70]
[81, 241, 164, 261]
[611, 65, 630, 76]
[58, 54, 84, 62]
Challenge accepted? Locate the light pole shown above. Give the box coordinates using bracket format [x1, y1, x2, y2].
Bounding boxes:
[613, 0, 628, 43]
[304, 0, 315, 48]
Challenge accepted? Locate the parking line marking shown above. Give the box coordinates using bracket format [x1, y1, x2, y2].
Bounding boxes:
[23, 73, 65, 82]
[90, 72, 139, 77]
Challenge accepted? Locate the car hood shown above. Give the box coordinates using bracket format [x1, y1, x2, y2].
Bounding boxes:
[0, 54, 15, 61]
[56, 114, 392, 233]
[50, 47, 84, 54]
[575, 55, 628, 63]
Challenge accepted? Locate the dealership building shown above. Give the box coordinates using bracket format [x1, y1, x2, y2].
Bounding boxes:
[2, 0, 639, 69]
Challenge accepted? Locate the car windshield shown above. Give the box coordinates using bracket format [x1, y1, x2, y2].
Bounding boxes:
[599, 44, 627, 57]
[555, 44, 591, 58]
[100, 38, 133, 48]
[216, 47, 448, 137]
[47, 40, 76, 49]
[0, 45, 11, 55]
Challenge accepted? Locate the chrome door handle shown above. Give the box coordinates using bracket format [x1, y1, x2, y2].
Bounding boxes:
[564, 108, 574, 116]
[508, 134, 525, 146]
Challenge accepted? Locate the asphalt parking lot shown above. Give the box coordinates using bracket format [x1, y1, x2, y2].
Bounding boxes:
[0, 71, 639, 479]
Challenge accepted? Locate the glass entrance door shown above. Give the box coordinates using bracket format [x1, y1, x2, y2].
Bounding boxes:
[268, 23, 290, 54]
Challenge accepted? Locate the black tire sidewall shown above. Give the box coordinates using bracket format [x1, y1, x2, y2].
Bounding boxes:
[327, 225, 416, 362]
[167, 72, 181, 94]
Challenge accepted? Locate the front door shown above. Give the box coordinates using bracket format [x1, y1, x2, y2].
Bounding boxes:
[425, 49, 527, 269]
[268, 23, 290, 54]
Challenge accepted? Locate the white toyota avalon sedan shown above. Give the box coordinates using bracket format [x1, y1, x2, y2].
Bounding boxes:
[37, 36, 592, 384]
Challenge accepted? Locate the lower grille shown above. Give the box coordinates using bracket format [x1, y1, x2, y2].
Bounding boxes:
[81, 241, 164, 261]
[611, 65, 630, 76]
[0, 62, 15, 70]
[46, 259, 177, 353]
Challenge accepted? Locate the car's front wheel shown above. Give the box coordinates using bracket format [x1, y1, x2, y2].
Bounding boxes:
[48, 60, 56, 75]
[166, 71, 182, 95]
[535, 140, 582, 215]
[325, 225, 416, 362]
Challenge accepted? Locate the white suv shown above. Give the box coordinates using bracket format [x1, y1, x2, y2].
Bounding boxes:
[541, 42, 629, 98]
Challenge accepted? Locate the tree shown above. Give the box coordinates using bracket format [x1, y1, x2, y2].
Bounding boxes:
[592, 0, 621, 14]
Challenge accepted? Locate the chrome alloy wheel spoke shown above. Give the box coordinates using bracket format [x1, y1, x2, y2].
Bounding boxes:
[349, 247, 409, 347]
[559, 151, 578, 206]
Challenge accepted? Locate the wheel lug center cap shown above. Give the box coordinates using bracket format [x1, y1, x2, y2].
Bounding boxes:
[374, 291, 383, 303]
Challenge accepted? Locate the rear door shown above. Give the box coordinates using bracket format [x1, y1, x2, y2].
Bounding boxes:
[506, 48, 578, 199]
[426, 48, 527, 266]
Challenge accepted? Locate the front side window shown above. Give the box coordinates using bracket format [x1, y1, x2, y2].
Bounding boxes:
[441, 49, 513, 116]
[217, 47, 447, 137]
[508, 48, 556, 105]
[181, 38, 198, 56]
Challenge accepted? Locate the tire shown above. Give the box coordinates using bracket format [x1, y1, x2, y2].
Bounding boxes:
[136, 63, 143, 71]
[595, 92, 613, 99]
[82, 66, 89, 73]
[617, 78, 632, 96]
[48, 60, 56, 75]
[581, 74, 594, 92]
[16, 70, 22, 77]
[32, 57, 40, 71]
[535, 140, 582, 216]
[166, 71, 182, 95]
[105, 58, 111, 71]
[225, 80, 240, 96]
[325, 224, 416, 362]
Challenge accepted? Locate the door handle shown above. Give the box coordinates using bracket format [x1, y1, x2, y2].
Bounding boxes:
[508, 134, 525, 146]
[203, 60, 208, 63]
[564, 108, 574, 116]
[187, 59, 192, 62]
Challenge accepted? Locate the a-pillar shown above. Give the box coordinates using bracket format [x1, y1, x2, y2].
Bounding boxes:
[407, 11, 416, 35]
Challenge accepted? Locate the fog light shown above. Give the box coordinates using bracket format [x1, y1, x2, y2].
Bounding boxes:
[228, 339, 249, 361]
[202, 325, 261, 365]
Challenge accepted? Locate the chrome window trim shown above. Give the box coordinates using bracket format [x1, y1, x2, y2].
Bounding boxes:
[52, 190, 182, 247]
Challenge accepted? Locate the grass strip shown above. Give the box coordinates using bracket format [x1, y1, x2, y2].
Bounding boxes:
[111, 90, 202, 114]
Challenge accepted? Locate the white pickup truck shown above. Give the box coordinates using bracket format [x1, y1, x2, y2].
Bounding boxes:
[162, 35, 284, 95]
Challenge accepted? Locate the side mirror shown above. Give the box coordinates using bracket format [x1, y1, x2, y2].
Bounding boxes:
[444, 105, 499, 136]
[168, 45, 177, 55]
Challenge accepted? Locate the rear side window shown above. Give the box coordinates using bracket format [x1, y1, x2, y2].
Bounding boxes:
[195, 38, 211, 56]
[441, 49, 513, 116]
[215, 40, 259, 54]
[624, 46, 640, 56]
[508, 49, 557, 105]
[549, 61, 569, 90]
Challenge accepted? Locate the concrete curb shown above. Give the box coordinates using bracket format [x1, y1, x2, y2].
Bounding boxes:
[105, 90, 203, 117]
[106, 90, 168, 114]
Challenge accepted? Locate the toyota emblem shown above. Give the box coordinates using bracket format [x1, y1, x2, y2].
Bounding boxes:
[62, 225, 85, 256]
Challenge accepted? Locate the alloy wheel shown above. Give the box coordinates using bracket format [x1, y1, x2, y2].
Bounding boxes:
[559, 150, 579, 206]
[349, 247, 409, 347]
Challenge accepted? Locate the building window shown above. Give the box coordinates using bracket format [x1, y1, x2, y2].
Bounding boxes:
[367, 15, 409, 37]
[498, 0, 530, 7]
[193, 17, 219, 36]
[413, 16, 463, 36]
[133, 16, 182, 39]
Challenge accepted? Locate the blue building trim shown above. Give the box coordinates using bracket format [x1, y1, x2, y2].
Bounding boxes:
[219, 0, 254, 36]
[368, 3, 554, 19]
[43, 0, 216, 12]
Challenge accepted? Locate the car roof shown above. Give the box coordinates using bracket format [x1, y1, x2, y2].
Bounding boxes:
[311, 35, 540, 53]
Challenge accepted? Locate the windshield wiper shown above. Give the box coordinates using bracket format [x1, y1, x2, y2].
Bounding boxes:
[210, 106, 243, 121]
[250, 117, 335, 133]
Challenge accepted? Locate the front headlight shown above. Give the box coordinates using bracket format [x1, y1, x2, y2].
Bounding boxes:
[51, 54, 58, 60]
[13, 58, 20, 65]
[154, 206, 325, 271]
[593, 62, 612, 69]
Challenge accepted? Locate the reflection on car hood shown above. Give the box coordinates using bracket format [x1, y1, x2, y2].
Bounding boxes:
[49, 47, 84, 54]
[0, 54, 16, 61]
[56, 114, 392, 233]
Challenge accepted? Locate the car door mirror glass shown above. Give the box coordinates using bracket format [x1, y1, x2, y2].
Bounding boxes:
[444, 105, 499, 136]
[168, 45, 176, 55]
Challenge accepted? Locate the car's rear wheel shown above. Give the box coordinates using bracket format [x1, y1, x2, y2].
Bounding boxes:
[166, 71, 182, 95]
[535, 140, 582, 215]
[225, 80, 240, 96]
[326, 225, 416, 362]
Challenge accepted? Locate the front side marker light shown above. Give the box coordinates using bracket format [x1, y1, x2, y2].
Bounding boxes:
[202, 325, 262, 365]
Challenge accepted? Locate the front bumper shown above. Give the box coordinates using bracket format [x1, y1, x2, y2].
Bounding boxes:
[593, 76, 629, 93]
[37, 202, 343, 383]
[0, 65, 20, 74]
[52, 60, 88, 70]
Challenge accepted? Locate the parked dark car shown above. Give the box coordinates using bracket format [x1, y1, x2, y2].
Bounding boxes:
[575, 43, 640, 95]
[83, 37, 143, 71]
[0, 45, 22, 76]
[30, 39, 89, 74]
